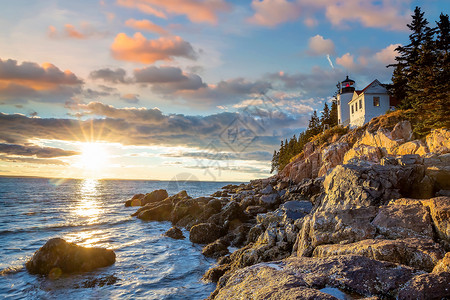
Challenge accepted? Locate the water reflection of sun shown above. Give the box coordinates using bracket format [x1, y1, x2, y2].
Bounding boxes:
[74, 179, 103, 219]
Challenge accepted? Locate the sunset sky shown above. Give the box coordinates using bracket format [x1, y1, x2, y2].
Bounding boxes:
[0, 0, 448, 181]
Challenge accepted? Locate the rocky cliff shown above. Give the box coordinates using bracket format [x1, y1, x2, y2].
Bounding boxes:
[126, 113, 450, 299]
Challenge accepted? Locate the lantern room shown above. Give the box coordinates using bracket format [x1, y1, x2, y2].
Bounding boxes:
[338, 76, 355, 94]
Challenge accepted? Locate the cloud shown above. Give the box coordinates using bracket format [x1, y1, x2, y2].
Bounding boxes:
[324, 0, 410, 31]
[0, 155, 68, 165]
[90, 68, 127, 84]
[0, 58, 83, 104]
[125, 18, 169, 35]
[248, 0, 302, 27]
[117, 0, 231, 25]
[0, 143, 80, 158]
[266, 66, 345, 98]
[307, 35, 335, 56]
[48, 24, 107, 39]
[163, 150, 272, 161]
[110, 33, 198, 63]
[247, 0, 411, 31]
[0, 101, 306, 154]
[336, 44, 400, 76]
[121, 93, 140, 103]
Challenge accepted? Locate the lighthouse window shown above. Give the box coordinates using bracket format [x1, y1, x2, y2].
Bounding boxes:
[351, 105, 354, 114]
[359, 99, 362, 109]
[373, 96, 380, 107]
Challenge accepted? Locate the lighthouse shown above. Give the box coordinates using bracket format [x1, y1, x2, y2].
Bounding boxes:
[336, 76, 355, 126]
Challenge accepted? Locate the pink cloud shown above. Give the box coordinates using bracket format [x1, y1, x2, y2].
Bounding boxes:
[247, 0, 302, 27]
[110, 33, 198, 64]
[307, 35, 335, 56]
[125, 18, 169, 35]
[48, 24, 107, 39]
[117, 0, 231, 25]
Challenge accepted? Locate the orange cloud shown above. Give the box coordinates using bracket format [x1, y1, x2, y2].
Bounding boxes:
[110, 33, 198, 64]
[116, 0, 231, 25]
[125, 18, 168, 35]
[48, 24, 107, 39]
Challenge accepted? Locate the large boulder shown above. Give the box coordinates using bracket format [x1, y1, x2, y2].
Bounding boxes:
[397, 272, 450, 300]
[189, 223, 222, 244]
[391, 120, 412, 141]
[211, 255, 422, 299]
[424, 154, 450, 191]
[141, 189, 169, 205]
[164, 227, 185, 240]
[318, 142, 351, 177]
[395, 140, 429, 156]
[296, 207, 378, 257]
[171, 198, 201, 224]
[371, 201, 434, 240]
[125, 193, 145, 207]
[313, 238, 444, 272]
[26, 238, 115, 276]
[343, 144, 383, 164]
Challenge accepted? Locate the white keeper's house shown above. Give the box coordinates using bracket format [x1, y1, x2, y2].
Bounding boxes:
[336, 76, 398, 128]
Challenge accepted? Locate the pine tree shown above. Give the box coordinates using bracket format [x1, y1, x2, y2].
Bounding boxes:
[270, 150, 279, 173]
[329, 98, 338, 127]
[320, 103, 331, 127]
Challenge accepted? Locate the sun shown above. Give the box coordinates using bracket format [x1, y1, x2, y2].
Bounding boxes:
[78, 143, 109, 170]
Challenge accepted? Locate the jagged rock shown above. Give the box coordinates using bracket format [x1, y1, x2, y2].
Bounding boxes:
[296, 207, 378, 257]
[202, 240, 229, 258]
[343, 144, 383, 164]
[421, 196, 450, 245]
[313, 238, 444, 272]
[397, 272, 450, 300]
[395, 140, 429, 156]
[371, 201, 434, 240]
[208, 201, 246, 226]
[318, 142, 351, 177]
[211, 255, 422, 300]
[426, 128, 450, 154]
[164, 227, 185, 240]
[356, 128, 400, 156]
[141, 189, 168, 206]
[137, 203, 173, 221]
[433, 252, 450, 273]
[246, 224, 264, 244]
[259, 194, 279, 207]
[26, 238, 115, 276]
[244, 205, 266, 216]
[260, 185, 273, 194]
[189, 223, 222, 244]
[391, 120, 412, 141]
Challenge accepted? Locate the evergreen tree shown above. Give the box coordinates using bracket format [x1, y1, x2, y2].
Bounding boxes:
[329, 98, 338, 127]
[320, 103, 331, 127]
[270, 150, 279, 174]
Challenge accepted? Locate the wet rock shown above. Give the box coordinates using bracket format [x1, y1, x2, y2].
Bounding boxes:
[371, 201, 434, 240]
[202, 240, 229, 258]
[313, 238, 444, 272]
[26, 238, 115, 276]
[79, 275, 119, 288]
[296, 207, 378, 257]
[397, 272, 450, 300]
[137, 203, 173, 221]
[141, 189, 169, 206]
[211, 255, 422, 299]
[164, 227, 185, 240]
[208, 201, 246, 226]
[189, 223, 223, 244]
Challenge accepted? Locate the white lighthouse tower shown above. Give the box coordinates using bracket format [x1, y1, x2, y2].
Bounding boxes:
[337, 76, 355, 126]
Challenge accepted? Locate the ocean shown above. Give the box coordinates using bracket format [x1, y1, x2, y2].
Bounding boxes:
[0, 177, 241, 299]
